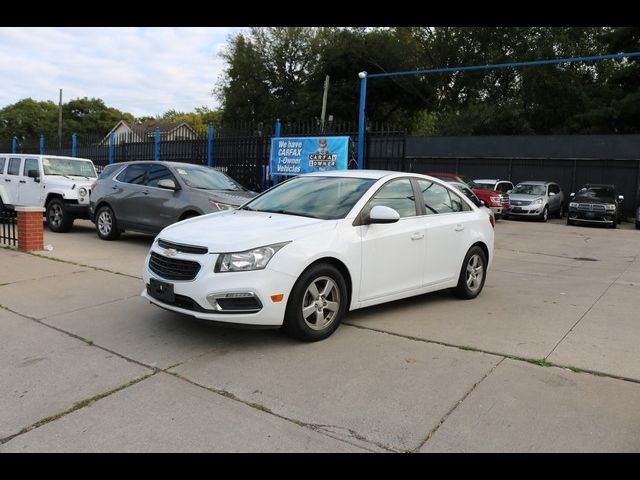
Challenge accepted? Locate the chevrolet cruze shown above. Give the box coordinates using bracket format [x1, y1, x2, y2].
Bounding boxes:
[142, 170, 495, 341]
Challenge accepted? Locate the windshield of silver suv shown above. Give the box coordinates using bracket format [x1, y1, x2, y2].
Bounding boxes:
[43, 157, 97, 177]
[512, 184, 545, 196]
[174, 165, 245, 191]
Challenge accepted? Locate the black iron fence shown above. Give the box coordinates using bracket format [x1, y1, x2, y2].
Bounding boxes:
[0, 208, 17, 247]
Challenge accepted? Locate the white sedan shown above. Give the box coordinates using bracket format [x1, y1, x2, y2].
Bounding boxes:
[142, 170, 495, 342]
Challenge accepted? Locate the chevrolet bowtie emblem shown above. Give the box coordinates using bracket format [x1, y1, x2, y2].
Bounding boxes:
[163, 248, 178, 257]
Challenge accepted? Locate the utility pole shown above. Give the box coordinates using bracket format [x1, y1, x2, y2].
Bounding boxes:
[320, 75, 329, 133]
[58, 89, 63, 148]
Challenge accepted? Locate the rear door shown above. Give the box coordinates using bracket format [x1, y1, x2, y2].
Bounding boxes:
[4, 157, 22, 205]
[112, 163, 150, 228]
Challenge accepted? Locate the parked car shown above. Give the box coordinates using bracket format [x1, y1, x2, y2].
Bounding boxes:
[567, 184, 624, 228]
[474, 179, 514, 194]
[447, 181, 495, 227]
[90, 161, 257, 240]
[0, 154, 96, 232]
[507, 181, 564, 222]
[142, 171, 495, 342]
[636, 205, 640, 230]
[428, 172, 509, 219]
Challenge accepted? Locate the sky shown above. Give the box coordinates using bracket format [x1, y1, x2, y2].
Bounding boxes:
[0, 27, 245, 117]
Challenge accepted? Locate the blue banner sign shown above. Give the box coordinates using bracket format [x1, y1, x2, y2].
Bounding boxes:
[270, 136, 349, 176]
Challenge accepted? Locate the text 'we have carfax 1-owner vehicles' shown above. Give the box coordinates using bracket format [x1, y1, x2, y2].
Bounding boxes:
[0, 154, 96, 232]
[143, 171, 495, 342]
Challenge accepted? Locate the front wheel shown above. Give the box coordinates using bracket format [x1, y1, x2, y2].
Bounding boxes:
[46, 198, 74, 232]
[539, 206, 549, 222]
[453, 246, 487, 299]
[283, 263, 348, 342]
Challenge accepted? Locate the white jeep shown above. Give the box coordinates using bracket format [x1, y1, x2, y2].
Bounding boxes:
[0, 154, 97, 232]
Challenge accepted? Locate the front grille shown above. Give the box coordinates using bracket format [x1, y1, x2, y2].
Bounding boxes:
[149, 252, 201, 280]
[577, 203, 606, 212]
[511, 200, 531, 206]
[157, 238, 208, 254]
[499, 195, 509, 206]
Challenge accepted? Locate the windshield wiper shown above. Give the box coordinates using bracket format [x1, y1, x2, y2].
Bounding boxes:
[256, 209, 319, 219]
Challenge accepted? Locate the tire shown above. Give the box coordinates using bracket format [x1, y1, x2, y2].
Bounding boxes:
[95, 205, 121, 240]
[566, 216, 574, 226]
[283, 263, 348, 342]
[46, 198, 74, 233]
[453, 246, 487, 300]
[635, 221, 640, 230]
[557, 203, 564, 219]
[539, 206, 549, 222]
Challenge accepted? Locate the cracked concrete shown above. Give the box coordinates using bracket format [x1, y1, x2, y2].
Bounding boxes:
[1, 218, 640, 452]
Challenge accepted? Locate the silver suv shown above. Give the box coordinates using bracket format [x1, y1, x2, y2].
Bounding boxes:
[90, 161, 257, 240]
[506, 181, 564, 222]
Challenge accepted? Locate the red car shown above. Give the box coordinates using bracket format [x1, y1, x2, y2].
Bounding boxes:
[428, 172, 510, 219]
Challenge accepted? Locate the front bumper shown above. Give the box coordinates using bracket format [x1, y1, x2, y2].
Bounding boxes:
[141, 245, 296, 327]
[507, 205, 543, 216]
[567, 211, 616, 225]
[64, 202, 91, 219]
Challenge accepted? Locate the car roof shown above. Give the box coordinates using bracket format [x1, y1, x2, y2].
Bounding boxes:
[303, 170, 411, 180]
[0, 153, 93, 161]
[475, 179, 507, 183]
[517, 180, 551, 185]
[581, 183, 616, 189]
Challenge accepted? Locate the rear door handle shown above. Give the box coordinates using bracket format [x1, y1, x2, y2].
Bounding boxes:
[411, 233, 424, 240]
[19, 180, 26, 183]
[454, 224, 464, 232]
[4, 179, 10, 182]
[142, 190, 149, 195]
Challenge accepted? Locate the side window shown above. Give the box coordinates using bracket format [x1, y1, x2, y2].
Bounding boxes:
[497, 182, 510, 193]
[8, 158, 21, 176]
[116, 164, 148, 185]
[23, 158, 39, 177]
[368, 179, 417, 218]
[418, 180, 470, 214]
[0, 157, 6, 174]
[549, 184, 560, 195]
[146, 165, 176, 188]
[98, 164, 124, 180]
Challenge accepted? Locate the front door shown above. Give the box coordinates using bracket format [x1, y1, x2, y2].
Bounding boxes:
[359, 178, 425, 301]
[4, 157, 22, 205]
[18, 158, 42, 206]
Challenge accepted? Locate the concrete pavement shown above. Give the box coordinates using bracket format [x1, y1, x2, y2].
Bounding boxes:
[1, 218, 639, 452]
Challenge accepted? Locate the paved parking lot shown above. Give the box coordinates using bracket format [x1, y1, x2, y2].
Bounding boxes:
[1, 218, 639, 452]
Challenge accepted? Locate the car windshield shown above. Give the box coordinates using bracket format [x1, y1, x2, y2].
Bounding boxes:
[474, 181, 495, 190]
[42, 157, 96, 178]
[174, 165, 244, 191]
[458, 175, 478, 189]
[512, 184, 546, 196]
[242, 176, 376, 220]
[576, 186, 615, 201]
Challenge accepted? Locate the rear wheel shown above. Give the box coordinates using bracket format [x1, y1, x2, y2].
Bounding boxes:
[453, 246, 487, 299]
[46, 198, 74, 233]
[557, 203, 564, 218]
[96, 205, 121, 240]
[283, 263, 347, 342]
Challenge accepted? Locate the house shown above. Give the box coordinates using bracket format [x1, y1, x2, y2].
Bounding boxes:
[100, 120, 198, 144]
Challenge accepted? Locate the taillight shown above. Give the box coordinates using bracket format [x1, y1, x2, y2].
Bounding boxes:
[489, 215, 495, 228]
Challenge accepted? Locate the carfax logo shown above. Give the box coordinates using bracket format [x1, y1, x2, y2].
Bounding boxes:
[308, 139, 337, 167]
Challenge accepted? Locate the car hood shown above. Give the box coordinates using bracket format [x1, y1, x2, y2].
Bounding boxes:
[44, 176, 94, 189]
[472, 187, 502, 196]
[572, 195, 614, 204]
[508, 193, 544, 202]
[157, 209, 330, 252]
[191, 189, 257, 206]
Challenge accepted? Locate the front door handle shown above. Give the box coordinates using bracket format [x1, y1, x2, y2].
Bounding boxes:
[411, 233, 424, 240]
[4, 179, 10, 182]
[142, 190, 149, 195]
[454, 224, 464, 232]
[19, 180, 26, 183]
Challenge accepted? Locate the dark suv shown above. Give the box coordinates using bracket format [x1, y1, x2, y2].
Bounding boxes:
[90, 161, 257, 240]
[567, 184, 624, 228]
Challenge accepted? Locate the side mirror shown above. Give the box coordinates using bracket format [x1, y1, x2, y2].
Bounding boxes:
[477, 199, 486, 207]
[618, 195, 624, 203]
[570, 192, 575, 198]
[549, 192, 556, 197]
[27, 169, 40, 182]
[157, 179, 178, 190]
[367, 205, 400, 224]
[506, 190, 512, 194]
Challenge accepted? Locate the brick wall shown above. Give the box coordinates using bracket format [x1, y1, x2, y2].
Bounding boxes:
[15, 207, 45, 251]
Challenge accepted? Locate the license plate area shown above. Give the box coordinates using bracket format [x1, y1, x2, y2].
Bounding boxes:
[148, 278, 175, 303]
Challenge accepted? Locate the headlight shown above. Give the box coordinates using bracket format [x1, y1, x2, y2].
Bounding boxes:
[78, 187, 87, 197]
[209, 200, 234, 211]
[605, 204, 616, 211]
[489, 196, 501, 203]
[532, 198, 543, 205]
[569, 202, 578, 208]
[215, 242, 291, 273]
